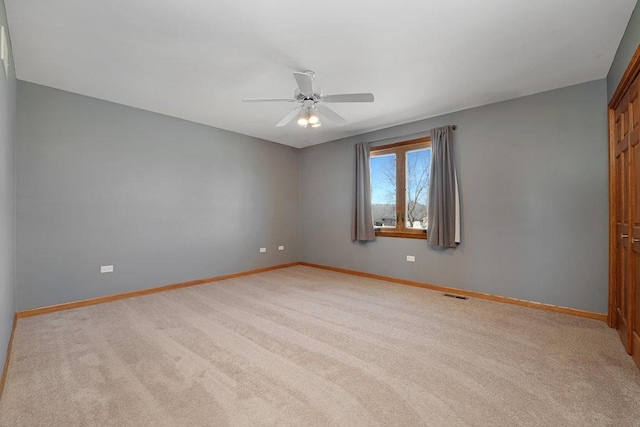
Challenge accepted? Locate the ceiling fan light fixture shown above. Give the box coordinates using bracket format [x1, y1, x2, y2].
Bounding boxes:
[308, 108, 320, 124]
[297, 109, 309, 126]
[311, 122, 321, 128]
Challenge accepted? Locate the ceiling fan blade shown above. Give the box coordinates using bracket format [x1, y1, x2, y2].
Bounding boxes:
[317, 105, 347, 125]
[323, 93, 375, 103]
[293, 72, 313, 97]
[242, 98, 296, 103]
[276, 107, 302, 127]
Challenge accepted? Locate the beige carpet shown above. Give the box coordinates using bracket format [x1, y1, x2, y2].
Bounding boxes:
[1, 266, 639, 426]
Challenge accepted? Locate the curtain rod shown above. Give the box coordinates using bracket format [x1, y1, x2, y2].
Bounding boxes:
[366, 126, 457, 146]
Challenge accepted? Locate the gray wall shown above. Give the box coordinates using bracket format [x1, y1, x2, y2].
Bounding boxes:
[608, 1, 640, 99]
[0, 0, 16, 375]
[300, 79, 609, 314]
[16, 81, 299, 311]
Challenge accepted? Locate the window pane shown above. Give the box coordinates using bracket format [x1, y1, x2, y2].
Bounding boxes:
[370, 154, 396, 227]
[405, 148, 430, 229]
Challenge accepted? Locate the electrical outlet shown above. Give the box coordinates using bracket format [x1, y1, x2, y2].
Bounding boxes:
[406, 255, 415, 262]
[259, 247, 267, 253]
[100, 265, 114, 273]
[278, 246, 284, 251]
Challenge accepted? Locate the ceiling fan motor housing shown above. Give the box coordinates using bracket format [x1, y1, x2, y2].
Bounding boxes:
[294, 89, 321, 103]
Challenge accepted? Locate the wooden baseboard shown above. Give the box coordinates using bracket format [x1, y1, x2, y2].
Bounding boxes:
[0, 313, 17, 401]
[14, 260, 607, 322]
[16, 262, 301, 319]
[299, 262, 607, 322]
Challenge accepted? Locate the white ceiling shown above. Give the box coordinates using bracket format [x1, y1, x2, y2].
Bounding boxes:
[5, 0, 637, 149]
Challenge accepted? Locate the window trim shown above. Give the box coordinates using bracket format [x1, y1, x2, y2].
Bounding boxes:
[371, 137, 431, 239]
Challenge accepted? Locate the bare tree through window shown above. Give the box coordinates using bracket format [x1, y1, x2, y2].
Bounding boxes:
[370, 138, 431, 238]
[406, 149, 430, 228]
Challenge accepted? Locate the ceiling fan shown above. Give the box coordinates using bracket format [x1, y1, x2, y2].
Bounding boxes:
[242, 70, 374, 128]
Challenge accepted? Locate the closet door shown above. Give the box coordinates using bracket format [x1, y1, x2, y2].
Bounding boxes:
[630, 78, 640, 366]
[615, 93, 632, 353]
[609, 44, 640, 370]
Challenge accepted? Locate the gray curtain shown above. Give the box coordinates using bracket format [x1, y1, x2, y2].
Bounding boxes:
[427, 126, 460, 247]
[351, 142, 375, 241]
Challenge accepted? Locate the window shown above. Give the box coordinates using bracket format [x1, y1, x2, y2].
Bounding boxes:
[370, 137, 431, 239]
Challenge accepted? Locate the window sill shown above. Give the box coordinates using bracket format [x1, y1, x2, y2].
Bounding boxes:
[375, 230, 427, 239]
